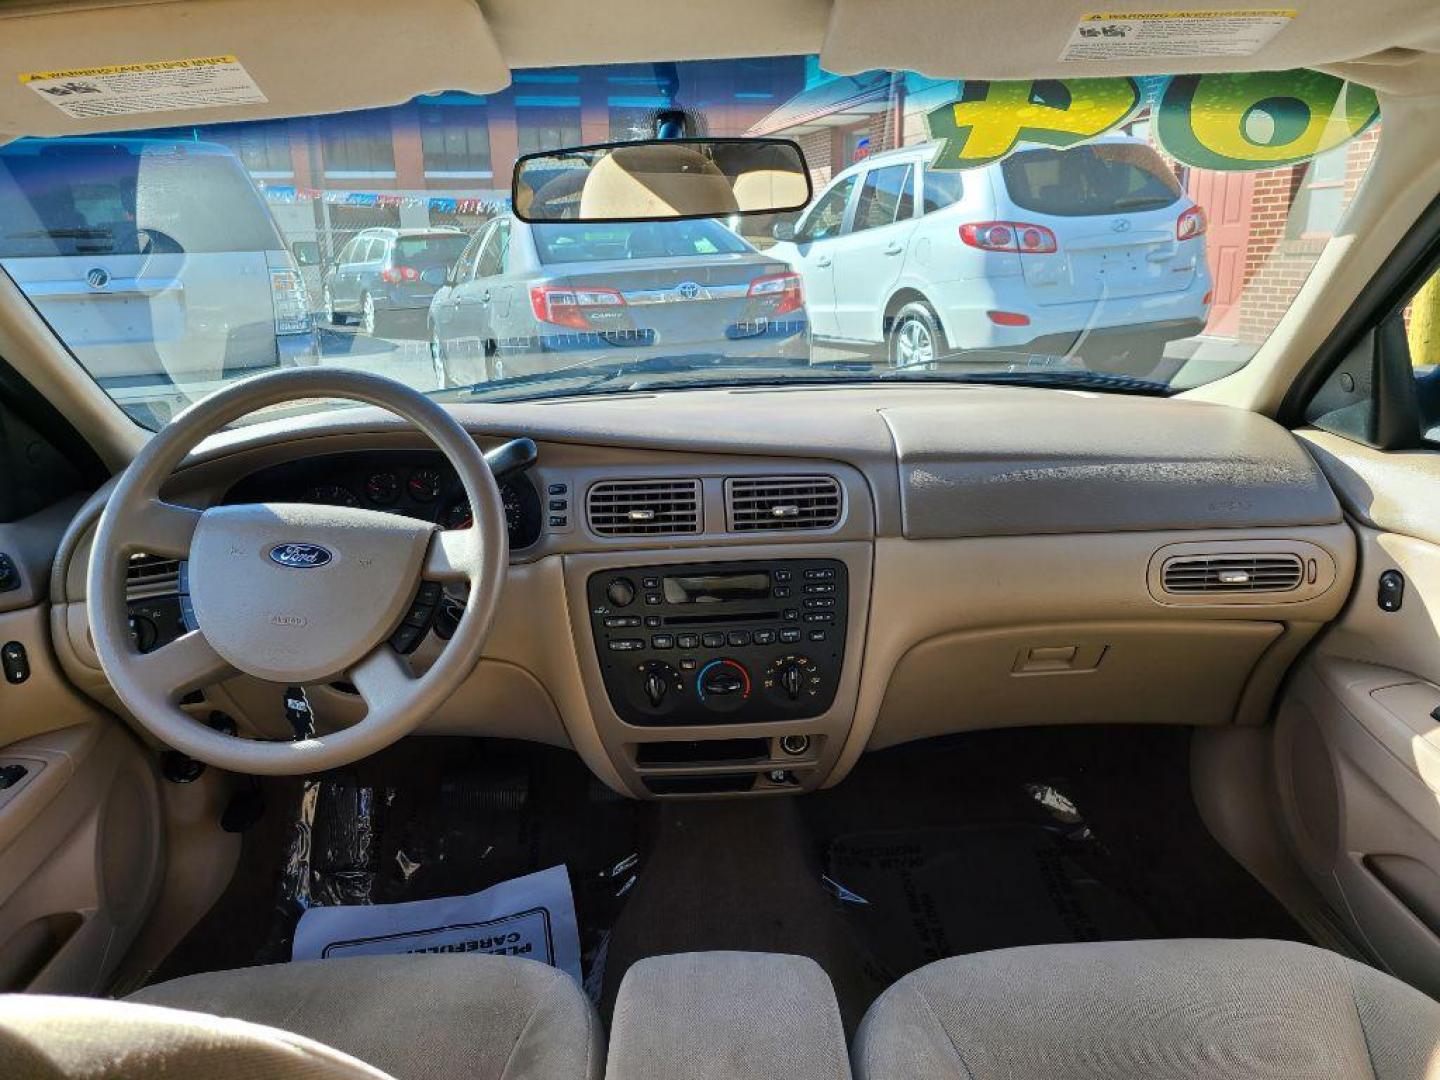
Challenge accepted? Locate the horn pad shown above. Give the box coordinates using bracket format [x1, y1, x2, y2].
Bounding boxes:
[187, 503, 434, 683]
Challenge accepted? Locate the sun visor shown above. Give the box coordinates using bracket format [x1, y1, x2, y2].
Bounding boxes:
[820, 0, 1440, 94]
[0, 0, 510, 141]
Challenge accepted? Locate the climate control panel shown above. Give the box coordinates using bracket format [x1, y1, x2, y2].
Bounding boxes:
[587, 559, 848, 727]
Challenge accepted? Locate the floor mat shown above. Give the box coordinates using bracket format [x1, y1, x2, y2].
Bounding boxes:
[149, 739, 643, 992]
[825, 823, 1158, 979]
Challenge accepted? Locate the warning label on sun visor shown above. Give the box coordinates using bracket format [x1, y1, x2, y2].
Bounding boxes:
[19, 56, 266, 119]
[1061, 10, 1296, 61]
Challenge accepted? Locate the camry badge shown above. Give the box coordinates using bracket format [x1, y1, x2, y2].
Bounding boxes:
[268, 543, 333, 569]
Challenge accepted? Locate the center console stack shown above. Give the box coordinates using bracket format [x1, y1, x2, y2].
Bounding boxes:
[588, 558, 848, 727]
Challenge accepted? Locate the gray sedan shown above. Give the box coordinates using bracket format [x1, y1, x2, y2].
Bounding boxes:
[427, 215, 809, 387]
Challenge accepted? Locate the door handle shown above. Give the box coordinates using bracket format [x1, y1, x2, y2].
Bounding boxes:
[883, 243, 903, 256]
[815, 257, 832, 268]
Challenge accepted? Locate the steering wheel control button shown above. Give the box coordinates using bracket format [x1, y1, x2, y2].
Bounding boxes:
[587, 559, 846, 727]
[2, 641, 29, 685]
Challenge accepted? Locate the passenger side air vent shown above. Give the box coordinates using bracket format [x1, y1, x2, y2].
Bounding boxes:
[1161, 553, 1303, 594]
[587, 479, 701, 537]
[126, 553, 183, 599]
[726, 476, 842, 532]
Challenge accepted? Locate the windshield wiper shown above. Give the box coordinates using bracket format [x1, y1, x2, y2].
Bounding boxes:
[926, 367, 1172, 395]
[460, 352, 814, 400]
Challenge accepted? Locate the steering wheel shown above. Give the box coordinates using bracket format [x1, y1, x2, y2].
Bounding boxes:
[86, 368, 508, 775]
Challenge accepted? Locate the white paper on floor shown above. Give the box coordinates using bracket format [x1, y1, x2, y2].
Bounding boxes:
[292, 864, 582, 983]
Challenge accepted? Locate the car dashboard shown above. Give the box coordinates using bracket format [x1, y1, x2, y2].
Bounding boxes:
[46, 383, 1356, 799]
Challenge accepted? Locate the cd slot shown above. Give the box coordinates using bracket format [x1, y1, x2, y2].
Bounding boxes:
[665, 609, 778, 627]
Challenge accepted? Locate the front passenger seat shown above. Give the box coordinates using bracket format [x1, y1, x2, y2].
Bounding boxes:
[2, 954, 601, 1080]
[854, 939, 1440, 1080]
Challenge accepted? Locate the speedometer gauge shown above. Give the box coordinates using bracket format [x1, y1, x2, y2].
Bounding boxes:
[365, 471, 400, 505]
[443, 484, 525, 535]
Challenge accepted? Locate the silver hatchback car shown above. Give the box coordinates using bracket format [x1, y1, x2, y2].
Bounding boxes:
[427, 214, 808, 386]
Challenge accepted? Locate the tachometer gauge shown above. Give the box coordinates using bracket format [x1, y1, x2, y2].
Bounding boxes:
[365, 471, 400, 505]
[305, 484, 360, 507]
[407, 468, 443, 503]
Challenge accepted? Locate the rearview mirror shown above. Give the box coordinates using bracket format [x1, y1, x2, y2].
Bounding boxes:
[513, 137, 811, 224]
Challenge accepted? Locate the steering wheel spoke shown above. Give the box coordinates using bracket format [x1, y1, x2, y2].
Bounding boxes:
[349, 644, 415, 712]
[137, 628, 236, 696]
[126, 499, 203, 558]
[424, 527, 480, 582]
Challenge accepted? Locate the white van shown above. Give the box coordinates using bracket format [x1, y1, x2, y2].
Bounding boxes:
[0, 137, 316, 421]
[771, 136, 1213, 375]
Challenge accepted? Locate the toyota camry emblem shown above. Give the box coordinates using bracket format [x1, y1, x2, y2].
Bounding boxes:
[268, 543, 333, 568]
[85, 267, 111, 288]
[1110, 218, 1132, 233]
[673, 281, 706, 301]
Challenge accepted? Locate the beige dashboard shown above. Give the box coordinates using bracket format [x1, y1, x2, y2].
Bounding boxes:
[43, 383, 1356, 798]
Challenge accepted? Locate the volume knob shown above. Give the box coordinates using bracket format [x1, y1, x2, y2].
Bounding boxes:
[606, 577, 636, 607]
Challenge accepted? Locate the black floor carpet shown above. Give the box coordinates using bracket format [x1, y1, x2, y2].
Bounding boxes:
[151, 726, 1306, 1035]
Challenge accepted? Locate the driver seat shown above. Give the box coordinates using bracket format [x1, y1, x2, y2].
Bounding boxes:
[2, 955, 602, 1080]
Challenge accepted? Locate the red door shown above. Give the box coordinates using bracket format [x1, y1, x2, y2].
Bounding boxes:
[1187, 169, 1254, 338]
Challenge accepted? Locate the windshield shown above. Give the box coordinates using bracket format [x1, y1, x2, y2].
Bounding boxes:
[0, 58, 1382, 426]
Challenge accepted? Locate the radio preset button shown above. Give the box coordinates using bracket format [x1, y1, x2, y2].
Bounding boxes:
[779, 628, 801, 643]
[753, 629, 777, 645]
[651, 635, 674, 650]
[727, 631, 751, 647]
[677, 633, 700, 649]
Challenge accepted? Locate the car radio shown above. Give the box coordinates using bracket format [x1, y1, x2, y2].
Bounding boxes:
[587, 559, 848, 727]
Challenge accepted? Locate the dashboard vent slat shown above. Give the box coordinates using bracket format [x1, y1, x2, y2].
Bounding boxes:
[587, 479, 701, 537]
[1161, 554, 1303, 595]
[126, 552, 182, 599]
[726, 476, 842, 532]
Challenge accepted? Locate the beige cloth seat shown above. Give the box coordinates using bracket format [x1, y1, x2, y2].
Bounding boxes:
[1, 954, 602, 1080]
[854, 939, 1440, 1080]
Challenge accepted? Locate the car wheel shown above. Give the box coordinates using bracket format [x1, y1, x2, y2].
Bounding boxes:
[889, 302, 943, 370]
[429, 330, 454, 389]
[360, 293, 381, 337]
[323, 286, 348, 326]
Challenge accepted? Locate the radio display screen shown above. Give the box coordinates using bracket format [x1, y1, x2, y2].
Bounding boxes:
[662, 572, 770, 604]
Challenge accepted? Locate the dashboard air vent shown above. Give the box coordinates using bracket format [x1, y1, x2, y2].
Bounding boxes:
[126, 553, 182, 598]
[726, 476, 842, 532]
[1161, 553, 1303, 595]
[587, 479, 701, 536]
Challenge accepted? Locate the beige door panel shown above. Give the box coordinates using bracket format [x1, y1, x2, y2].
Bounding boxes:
[0, 504, 164, 995]
[1276, 433, 1440, 993]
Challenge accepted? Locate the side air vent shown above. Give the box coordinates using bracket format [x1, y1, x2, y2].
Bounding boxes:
[1161, 553, 1303, 595]
[726, 476, 842, 532]
[126, 553, 183, 599]
[587, 479, 701, 537]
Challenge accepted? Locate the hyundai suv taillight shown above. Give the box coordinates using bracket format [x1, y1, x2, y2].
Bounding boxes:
[746, 271, 804, 316]
[1177, 205, 1207, 241]
[269, 268, 312, 336]
[959, 221, 1058, 254]
[529, 285, 626, 330]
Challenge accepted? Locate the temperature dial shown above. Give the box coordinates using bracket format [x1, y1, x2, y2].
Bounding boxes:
[696, 658, 751, 714]
[763, 654, 822, 704]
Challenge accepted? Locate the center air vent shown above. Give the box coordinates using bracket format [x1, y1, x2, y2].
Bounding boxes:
[126, 553, 182, 599]
[726, 476, 842, 532]
[587, 479, 701, 537]
[1161, 553, 1303, 594]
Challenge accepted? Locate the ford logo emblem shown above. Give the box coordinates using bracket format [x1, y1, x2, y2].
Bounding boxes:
[268, 543, 333, 569]
[85, 267, 111, 289]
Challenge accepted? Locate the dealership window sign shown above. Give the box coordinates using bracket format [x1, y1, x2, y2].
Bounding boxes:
[925, 70, 1378, 173]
